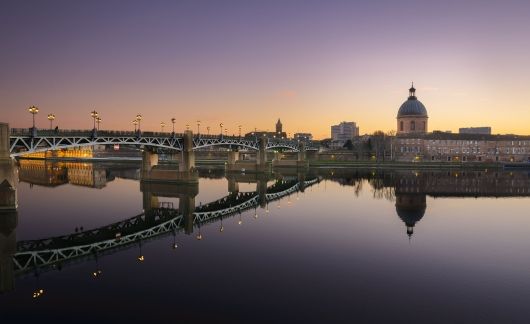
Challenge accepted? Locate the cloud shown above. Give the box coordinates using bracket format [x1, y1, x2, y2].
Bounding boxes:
[276, 89, 297, 99]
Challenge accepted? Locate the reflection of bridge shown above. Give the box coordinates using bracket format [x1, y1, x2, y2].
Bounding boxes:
[8, 128, 318, 157]
[11, 176, 320, 277]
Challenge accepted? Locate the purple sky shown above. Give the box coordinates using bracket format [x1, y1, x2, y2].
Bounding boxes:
[1, 0, 530, 138]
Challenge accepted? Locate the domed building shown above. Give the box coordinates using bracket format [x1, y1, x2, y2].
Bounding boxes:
[397, 83, 428, 135]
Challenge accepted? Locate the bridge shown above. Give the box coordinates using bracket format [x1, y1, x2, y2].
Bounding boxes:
[10, 177, 320, 277]
[6, 126, 319, 157]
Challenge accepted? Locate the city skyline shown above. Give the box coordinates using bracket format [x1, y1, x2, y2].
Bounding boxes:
[2, 0, 530, 139]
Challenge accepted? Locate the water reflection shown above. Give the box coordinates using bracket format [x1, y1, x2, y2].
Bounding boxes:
[2, 162, 530, 298]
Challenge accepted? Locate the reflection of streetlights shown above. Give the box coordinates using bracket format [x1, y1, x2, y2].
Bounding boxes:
[92, 254, 102, 278]
[137, 241, 144, 262]
[90, 110, 99, 130]
[47, 113, 55, 129]
[219, 216, 224, 232]
[160, 121, 166, 132]
[196, 226, 203, 240]
[254, 207, 258, 219]
[171, 118, 176, 133]
[32, 271, 44, 299]
[172, 230, 178, 249]
[28, 105, 39, 129]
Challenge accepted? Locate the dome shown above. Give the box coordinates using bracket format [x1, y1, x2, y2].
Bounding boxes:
[397, 97, 428, 117]
[397, 83, 428, 118]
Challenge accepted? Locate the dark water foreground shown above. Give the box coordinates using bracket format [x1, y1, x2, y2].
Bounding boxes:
[1, 161, 530, 323]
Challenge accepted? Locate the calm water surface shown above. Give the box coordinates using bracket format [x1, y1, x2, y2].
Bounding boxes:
[1, 162, 530, 323]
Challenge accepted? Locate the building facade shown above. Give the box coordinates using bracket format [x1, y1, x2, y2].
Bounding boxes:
[394, 133, 530, 162]
[294, 133, 313, 141]
[459, 127, 491, 135]
[331, 121, 359, 141]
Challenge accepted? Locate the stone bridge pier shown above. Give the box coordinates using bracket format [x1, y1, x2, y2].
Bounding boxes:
[0, 123, 18, 293]
[141, 130, 198, 183]
[226, 137, 269, 173]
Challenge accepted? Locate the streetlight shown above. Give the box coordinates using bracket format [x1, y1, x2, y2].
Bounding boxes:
[96, 117, 102, 130]
[160, 121, 165, 132]
[47, 113, 55, 129]
[28, 105, 39, 129]
[186, 124, 190, 131]
[238, 125, 242, 137]
[206, 126, 210, 136]
[133, 119, 138, 132]
[171, 118, 176, 133]
[224, 128, 227, 137]
[197, 120, 201, 135]
[136, 114, 142, 131]
[90, 110, 99, 130]
[219, 123, 223, 137]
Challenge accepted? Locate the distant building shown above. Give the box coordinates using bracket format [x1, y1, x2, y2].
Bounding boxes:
[244, 118, 287, 139]
[459, 127, 491, 135]
[331, 122, 359, 141]
[294, 133, 313, 141]
[276, 119, 283, 134]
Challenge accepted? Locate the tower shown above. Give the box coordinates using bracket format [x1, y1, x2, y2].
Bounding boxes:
[276, 118, 282, 134]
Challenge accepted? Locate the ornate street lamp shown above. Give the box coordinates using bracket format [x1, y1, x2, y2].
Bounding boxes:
[136, 114, 142, 131]
[219, 123, 223, 138]
[133, 119, 138, 132]
[28, 105, 39, 130]
[96, 117, 102, 130]
[238, 125, 242, 137]
[197, 120, 201, 135]
[47, 113, 55, 129]
[206, 126, 210, 136]
[171, 118, 176, 133]
[90, 110, 98, 129]
[160, 121, 166, 132]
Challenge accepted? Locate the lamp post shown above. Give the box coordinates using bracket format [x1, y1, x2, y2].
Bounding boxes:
[28, 105, 39, 135]
[224, 128, 228, 137]
[90, 110, 98, 130]
[219, 123, 223, 138]
[206, 126, 210, 136]
[133, 119, 138, 132]
[197, 120, 201, 135]
[160, 121, 165, 132]
[47, 113, 55, 130]
[186, 124, 190, 131]
[96, 117, 102, 130]
[238, 125, 242, 137]
[171, 118, 176, 133]
[136, 114, 142, 131]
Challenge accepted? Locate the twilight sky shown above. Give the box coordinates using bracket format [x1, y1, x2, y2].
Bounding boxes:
[1, 0, 530, 138]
